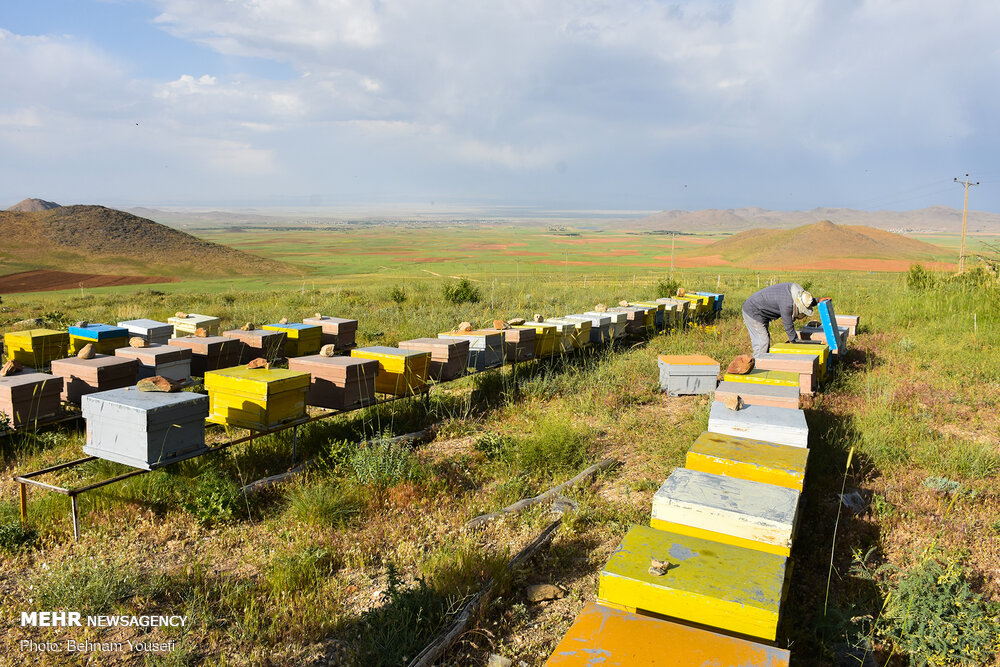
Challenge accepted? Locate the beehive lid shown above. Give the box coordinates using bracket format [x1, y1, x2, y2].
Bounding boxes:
[118, 319, 173, 336]
[715, 381, 800, 401]
[204, 367, 311, 396]
[587, 310, 628, 324]
[5, 328, 66, 342]
[302, 316, 357, 329]
[439, 329, 503, 340]
[353, 345, 430, 360]
[222, 329, 286, 344]
[263, 322, 321, 332]
[0, 372, 63, 401]
[631, 301, 665, 311]
[708, 401, 809, 448]
[51, 355, 138, 383]
[168, 313, 219, 326]
[68, 324, 128, 340]
[115, 343, 191, 364]
[658, 354, 718, 366]
[770, 341, 830, 356]
[81, 386, 208, 429]
[723, 369, 800, 386]
[687, 431, 808, 490]
[399, 337, 469, 361]
[754, 352, 819, 373]
[168, 336, 238, 355]
[566, 313, 611, 327]
[288, 355, 378, 380]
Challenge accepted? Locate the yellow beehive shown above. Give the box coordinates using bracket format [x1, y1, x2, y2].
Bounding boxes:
[769, 341, 830, 382]
[631, 302, 665, 331]
[723, 368, 800, 388]
[168, 313, 221, 337]
[598, 525, 787, 641]
[204, 367, 310, 431]
[261, 323, 322, 358]
[351, 346, 430, 396]
[549, 317, 591, 349]
[4, 329, 69, 368]
[513, 324, 558, 357]
[686, 430, 808, 492]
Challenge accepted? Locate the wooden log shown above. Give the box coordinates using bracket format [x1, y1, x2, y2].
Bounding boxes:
[466, 458, 618, 529]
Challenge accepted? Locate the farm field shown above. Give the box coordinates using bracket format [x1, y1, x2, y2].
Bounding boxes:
[1, 257, 998, 666]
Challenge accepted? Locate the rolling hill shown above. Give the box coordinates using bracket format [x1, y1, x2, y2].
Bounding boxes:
[0, 205, 297, 278]
[7, 197, 61, 212]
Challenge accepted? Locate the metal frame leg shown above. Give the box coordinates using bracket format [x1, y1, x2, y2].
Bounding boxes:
[19, 483, 27, 526]
[70, 495, 80, 541]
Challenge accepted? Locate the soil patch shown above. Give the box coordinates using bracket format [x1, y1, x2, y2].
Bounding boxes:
[0, 269, 178, 294]
[651, 254, 731, 267]
[773, 258, 958, 272]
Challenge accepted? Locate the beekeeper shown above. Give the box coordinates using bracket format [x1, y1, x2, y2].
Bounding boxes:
[742, 282, 817, 358]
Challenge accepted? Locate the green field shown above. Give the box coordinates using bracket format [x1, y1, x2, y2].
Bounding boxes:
[1, 230, 999, 665]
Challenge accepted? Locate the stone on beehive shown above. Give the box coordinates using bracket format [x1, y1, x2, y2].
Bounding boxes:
[708, 401, 809, 448]
[279, 317, 288, 325]
[727, 354, 754, 374]
[320, 344, 336, 357]
[686, 431, 808, 492]
[129, 337, 148, 348]
[508, 317, 526, 326]
[0, 360, 22, 377]
[77, 343, 96, 359]
[246, 358, 270, 369]
[137, 375, 183, 392]
[651, 468, 800, 556]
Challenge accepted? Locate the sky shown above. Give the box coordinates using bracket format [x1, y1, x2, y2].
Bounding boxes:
[1, 0, 999, 213]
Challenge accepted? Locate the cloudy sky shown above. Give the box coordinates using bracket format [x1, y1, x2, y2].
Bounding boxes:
[2, 1, 998, 212]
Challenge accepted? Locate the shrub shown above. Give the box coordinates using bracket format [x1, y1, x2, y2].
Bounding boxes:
[655, 278, 681, 298]
[442, 278, 481, 304]
[473, 432, 515, 462]
[183, 469, 246, 525]
[388, 286, 407, 304]
[349, 436, 420, 491]
[31, 554, 165, 615]
[515, 414, 590, 475]
[266, 544, 339, 593]
[880, 556, 1000, 665]
[0, 520, 37, 552]
[906, 264, 937, 291]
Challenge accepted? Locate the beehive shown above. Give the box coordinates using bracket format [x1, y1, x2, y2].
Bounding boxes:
[168, 313, 220, 337]
[501, 326, 535, 362]
[564, 313, 611, 345]
[437, 330, 504, 369]
[117, 319, 173, 345]
[835, 314, 860, 338]
[657, 354, 719, 396]
[769, 341, 830, 382]
[546, 317, 592, 350]
[695, 291, 725, 312]
[301, 315, 358, 349]
[598, 525, 787, 640]
[81, 387, 209, 470]
[587, 310, 628, 339]
[714, 380, 800, 410]
[114, 344, 192, 382]
[686, 431, 808, 492]
[3, 329, 69, 368]
[608, 306, 649, 334]
[352, 346, 431, 396]
[656, 298, 691, 330]
[631, 302, 665, 332]
[708, 401, 809, 448]
[754, 352, 819, 395]
[541, 320, 578, 353]
[50, 355, 139, 405]
[204, 367, 310, 430]
[68, 324, 129, 355]
[167, 336, 242, 377]
[261, 323, 322, 358]
[0, 372, 64, 428]
[545, 601, 789, 666]
[398, 337, 470, 380]
[512, 324, 557, 357]
[222, 329, 288, 364]
[723, 369, 801, 394]
[651, 468, 800, 556]
[288, 355, 379, 410]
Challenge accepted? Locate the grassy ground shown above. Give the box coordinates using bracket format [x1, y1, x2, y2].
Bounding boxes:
[1, 267, 998, 666]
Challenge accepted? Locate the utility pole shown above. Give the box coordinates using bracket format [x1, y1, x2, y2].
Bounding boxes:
[954, 174, 980, 272]
[670, 232, 675, 279]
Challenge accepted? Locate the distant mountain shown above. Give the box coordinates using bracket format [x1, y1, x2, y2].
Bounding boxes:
[7, 198, 61, 212]
[0, 205, 296, 277]
[628, 206, 1000, 234]
[703, 221, 947, 268]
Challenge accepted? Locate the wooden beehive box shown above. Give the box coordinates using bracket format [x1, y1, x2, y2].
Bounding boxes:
[544, 601, 789, 666]
[598, 525, 787, 641]
[50, 355, 139, 405]
[437, 330, 504, 370]
[398, 337, 470, 381]
[81, 386, 209, 470]
[117, 319, 173, 345]
[708, 401, 809, 448]
[694, 291, 725, 312]
[587, 311, 628, 339]
[512, 324, 557, 357]
[608, 306, 648, 334]
[657, 354, 719, 396]
[68, 324, 129, 355]
[768, 341, 830, 382]
[204, 367, 310, 430]
[631, 301, 666, 332]
[0, 372, 64, 428]
[835, 314, 860, 338]
[3, 329, 69, 368]
[656, 298, 691, 330]
[168, 313, 221, 337]
[501, 326, 535, 362]
[301, 315, 358, 349]
[723, 369, 804, 396]
[754, 352, 819, 395]
[222, 329, 288, 364]
[167, 336, 242, 377]
[352, 346, 431, 396]
[287, 355, 378, 410]
[114, 344, 192, 382]
[714, 380, 800, 410]
[686, 430, 808, 492]
[261, 323, 322, 358]
[651, 468, 800, 557]
[564, 314, 611, 345]
[540, 320, 576, 353]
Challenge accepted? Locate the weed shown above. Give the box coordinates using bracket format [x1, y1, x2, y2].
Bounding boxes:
[389, 285, 407, 304]
[0, 520, 37, 552]
[473, 431, 515, 462]
[285, 480, 365, 527]
[265, 544, 339, 594]
[30, 553, 166, 615]
[906, 263, 937, 291]
[350, 435, 421, 491]
[655, 278, 680, 298]
[514, 414, 591, 476]
[921, 476, 971, 497]
[183, 469, 246, 525]
[442, 278, 481, 304]
[420, 540, 508, 598]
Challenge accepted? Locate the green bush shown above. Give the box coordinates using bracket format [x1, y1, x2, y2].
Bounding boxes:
[514, 414, 590, 475]
[880, 556, 1000, 665]
[388, 286, 407, 304]
[655, 278, 680, 298]
[442, 278, 481, 304]
[266, 544, 339, 593]
[0, 520, 37, 552]
[183, 469, 246, 525]
[350, 436, 420, 490]
[906, 264, 938, 291]
[473, 432, 515, 462]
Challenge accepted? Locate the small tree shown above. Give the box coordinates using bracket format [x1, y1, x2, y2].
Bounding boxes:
[442, 278, 481, 304]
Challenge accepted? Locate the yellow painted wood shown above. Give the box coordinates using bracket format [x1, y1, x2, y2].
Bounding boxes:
[4, 329, 69, 367]
[351, 347, 430, 395]
[649, 518, 790, 557]
[261, 324, 322, 357]
[204, 367, 310, 430]
[686, 431, 808, 491]
[769, 342, 830, 381]
[168, 314, 221, 337]
[598, 525, 786, 640]
[545, 601, 790, 666]
[512, 324, 557, 357]
[723, 368, 799, 387]
[69, 334, 128, 356]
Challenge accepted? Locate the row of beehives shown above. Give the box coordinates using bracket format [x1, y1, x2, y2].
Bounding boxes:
[0, 292, 724, 471]
[544, 305, 859, 666]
